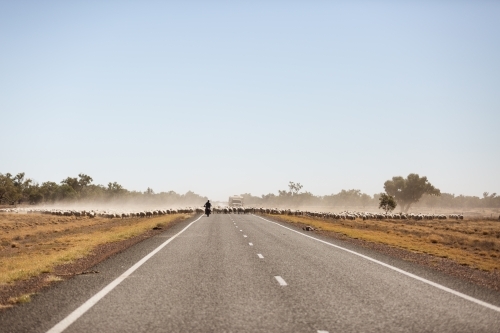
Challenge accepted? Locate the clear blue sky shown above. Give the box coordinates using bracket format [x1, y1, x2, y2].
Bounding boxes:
[1, 1, 499, 201]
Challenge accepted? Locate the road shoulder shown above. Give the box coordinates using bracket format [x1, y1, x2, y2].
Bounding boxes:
[0, 214, 201, 333]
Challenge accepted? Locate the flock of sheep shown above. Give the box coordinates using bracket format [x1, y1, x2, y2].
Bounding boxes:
[0, 207, 465, 220]
[254, 208, 464, 220]
[0, 207, 195, 218]
[211, 207, 464, 220]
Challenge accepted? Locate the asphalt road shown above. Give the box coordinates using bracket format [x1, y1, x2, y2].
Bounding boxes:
[1, 213, 500, 333]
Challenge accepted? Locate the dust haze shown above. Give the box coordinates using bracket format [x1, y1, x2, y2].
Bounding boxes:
[1, 173, 499, 218]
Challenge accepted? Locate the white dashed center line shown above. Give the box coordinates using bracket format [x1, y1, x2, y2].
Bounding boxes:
[257, 254, 264, 259]
[317, 331, 329, 333]
[243, 235, 247, 238]
[274, 276, 287, 286]
[249, 243, 253, 246]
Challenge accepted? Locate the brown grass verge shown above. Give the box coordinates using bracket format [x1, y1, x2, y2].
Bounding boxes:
[264, 214, 500, 271]
[0, 213, 192, 309]
[263, 214, 500, 290]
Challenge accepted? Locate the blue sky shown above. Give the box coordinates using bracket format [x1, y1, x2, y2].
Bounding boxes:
[1, 1, 499, 201]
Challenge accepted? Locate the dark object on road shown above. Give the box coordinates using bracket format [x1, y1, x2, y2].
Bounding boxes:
[303, 226, 315, 231]
[204, 200, 212, 217]
[79, 270, 100, 275]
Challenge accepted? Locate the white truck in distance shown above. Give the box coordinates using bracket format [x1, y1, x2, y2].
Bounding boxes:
[228, 196, 244, 207]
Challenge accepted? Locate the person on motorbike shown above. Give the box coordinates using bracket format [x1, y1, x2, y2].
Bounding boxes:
[204, 200, 212, 217]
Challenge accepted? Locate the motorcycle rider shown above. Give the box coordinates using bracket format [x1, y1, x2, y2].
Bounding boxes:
[204, 200, 212, 217]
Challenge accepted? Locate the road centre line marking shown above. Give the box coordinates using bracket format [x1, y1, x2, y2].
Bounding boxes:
[46, 215, 204, 333]
[274, 276, 287, 286]
[257, 254, 264, 259]
[253, 214, 500, 313]
[249, 243, 253, 246]
[317, 331, 329, 333]
[243, 235, 247, 238]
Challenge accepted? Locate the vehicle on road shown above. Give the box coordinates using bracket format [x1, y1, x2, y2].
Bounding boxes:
[204, 200, 212, 217]
[228, 195, 244, 207]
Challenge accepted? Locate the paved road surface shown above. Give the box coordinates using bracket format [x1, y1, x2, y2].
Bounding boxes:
[1, 213, 500, 332]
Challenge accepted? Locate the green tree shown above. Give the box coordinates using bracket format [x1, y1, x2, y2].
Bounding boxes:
[0, 172, 36, 204]
[12, 172, 34, 204]
[288, 181, 303, 196]
[61, 173, 93, 196]
[77, 173, 93, 198]
[108, 182, 126, 198]
[360, 193, 371, 209]
[28, 189, 44, 204]
[57, 184, 78, 201]
[61, 176, 79, 192]
[39, 181, 61, 202]
[23, 182, 42, 204]
[379, 193, 397, 213]
[0, 173, 22, 204]
[323, 189, 364, 207]
[241, 193, 263, 206]
[384, 173, 440, 213]
[78, 173, 93, 188]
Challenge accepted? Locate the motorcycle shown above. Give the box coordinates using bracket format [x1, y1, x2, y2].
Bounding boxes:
[205, 207, 211, 217]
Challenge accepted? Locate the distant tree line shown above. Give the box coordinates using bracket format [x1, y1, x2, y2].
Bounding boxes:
[241, 189, 384, 209]
[413, 192, 500, 210]
[240, 181, 380, 208]
[240, 176, 500, 211]
[2, 172, 498, 210]
[0, 172, 207, 206]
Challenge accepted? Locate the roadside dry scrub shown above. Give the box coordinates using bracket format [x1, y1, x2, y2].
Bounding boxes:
[264, 214, 500, 272]
[0, 213, 191, 286]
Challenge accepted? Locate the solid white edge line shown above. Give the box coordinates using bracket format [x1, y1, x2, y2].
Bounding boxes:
[274, 276, 287, 286]
[46, 215, 204, 333]
[253, 214, 500, 313]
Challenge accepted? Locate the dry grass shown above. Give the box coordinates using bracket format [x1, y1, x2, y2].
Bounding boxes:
[0, 213, 191, 286]
[8, 293, 34, 304]
[45, 275, 63, 283]
[265, 214, 500, 272]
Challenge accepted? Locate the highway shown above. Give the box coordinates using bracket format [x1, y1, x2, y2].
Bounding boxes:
[1, 213, 500, 333]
